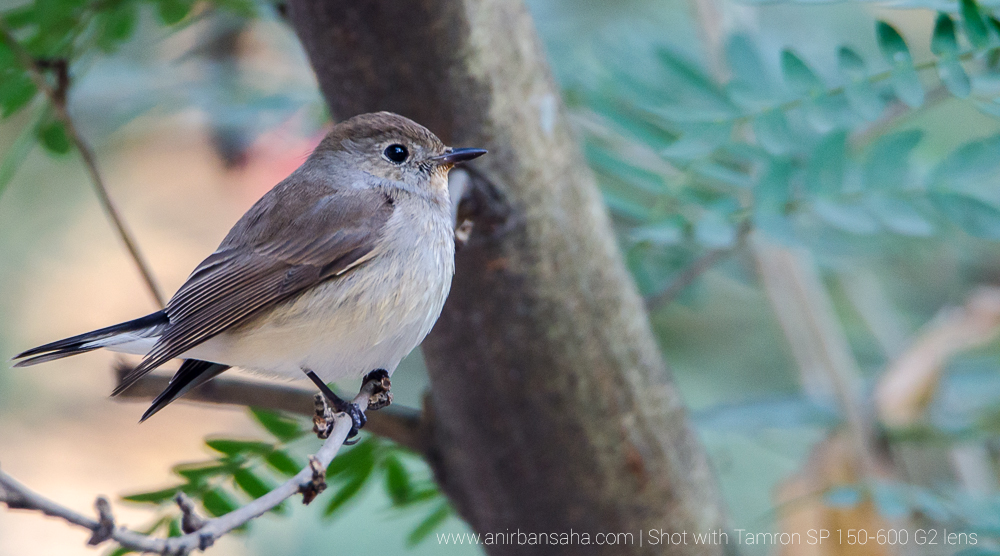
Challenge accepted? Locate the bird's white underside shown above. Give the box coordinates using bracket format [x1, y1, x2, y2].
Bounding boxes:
[99, 194, 455, 383]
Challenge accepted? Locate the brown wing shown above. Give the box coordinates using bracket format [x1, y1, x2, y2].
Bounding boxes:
[113, 185, 395, 395]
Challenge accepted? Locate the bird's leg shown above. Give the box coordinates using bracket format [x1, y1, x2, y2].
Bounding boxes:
[362, 369, 392, 410]
[302, 368, 366, 441]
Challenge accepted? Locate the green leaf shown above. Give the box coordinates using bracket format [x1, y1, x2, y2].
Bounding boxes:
[382, 455, 412, 506]
[812, 199, 880, 235]
[173, 462, 229, 484]
[726, 34, 769, 91]
[406, 503, 451, 547]
[201, 488, 239, 517]
[264, 450, 303, 478]
[807, 93, 855, 132]
[753, 110, 796, 155]
[753, 161, 799, 246]
[837, 48, 882, 121]
[1, 5, 36, 29]
[249, 408, 303, 442]
[323, 466, 374, 517]
[328, 437, 378, 477]
[205, 438, 274, 456]
[931, 14, 970, 97]
[322, 440, 379, 516]
[755, 159, 793, 212]
[866, 195, 934, 237]
[961, 0, 990, 49]
[932, 14, 960, 55]
[105, 546, 134, 556]
[991, 16, 1000, 40]
[804, 131, 847, 194]
[863, 130, 922, 190]
[587, 97, 677, 150]
[659, 124, 732, 161]
[845, 82, 883, 121]
[890, 69, 924, 109]
[210, 0, 258, 17]
[938, 57, 971, 98]
[0, 73, 37, 117]
[588, 146, 666, 194]
[780, 50, 822, 95]
[400, 485, 440, 506]
[38, 120, 71, 155]
[931, 134, 1000, 191]
[157, 0, 193, 24]
[876, 21, 924, 108]
[233, 468, 276, 500]
[693, 161, 752, 189]
[837, 47, 867, 79]
[96, 4, 138, 51]
[975, 99, 1000, 119]
[167, 517, 183, 538]
[121, 485, 182, 505]
[655, 48, 731, 109]
[725, 34, 773, 105]
[877, 21, 911, 63]
[929, 192, 1000, 239]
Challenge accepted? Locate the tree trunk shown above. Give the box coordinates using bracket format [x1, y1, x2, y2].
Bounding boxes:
[286, 1, 726, 553]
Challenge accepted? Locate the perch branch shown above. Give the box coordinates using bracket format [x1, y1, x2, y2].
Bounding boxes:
[0, 19, 165, 307]
[114, 364, 425, 453]
[0, 388, 370, 554]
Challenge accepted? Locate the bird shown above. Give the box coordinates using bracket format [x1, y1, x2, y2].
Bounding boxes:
[13, 111, 486, 435]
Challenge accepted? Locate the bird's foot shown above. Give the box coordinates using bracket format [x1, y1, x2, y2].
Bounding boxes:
[362, 369, 392, 411]
[341, 403, 367, 444]
[303, 369, 365, 442]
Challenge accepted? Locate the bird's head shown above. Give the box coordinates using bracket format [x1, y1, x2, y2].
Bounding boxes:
[311, 112, 486, 196]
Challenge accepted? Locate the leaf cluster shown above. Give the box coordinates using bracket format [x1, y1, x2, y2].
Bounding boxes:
[0, 0, 257, 196]
[583, 0, 1000, 297]
[112, 408, 450, 554]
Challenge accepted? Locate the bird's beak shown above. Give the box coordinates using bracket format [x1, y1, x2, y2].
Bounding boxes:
[430, 148, 488, 165]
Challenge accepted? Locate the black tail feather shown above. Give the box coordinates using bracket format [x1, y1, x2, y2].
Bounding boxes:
[12, 311, 169, 367]
[139, 359, 230, 422]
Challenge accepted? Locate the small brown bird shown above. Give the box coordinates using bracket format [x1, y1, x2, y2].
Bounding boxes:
[14, 112, 486, 435]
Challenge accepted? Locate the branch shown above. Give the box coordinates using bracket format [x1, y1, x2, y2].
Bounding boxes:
[875, 286, 1000, 429]
[0, 389, 370, 555]
[114, 364, 425, 453]
[0, 19, 165, 307]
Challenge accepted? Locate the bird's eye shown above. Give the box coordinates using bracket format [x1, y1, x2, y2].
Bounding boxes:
[383, 144, 409, 164]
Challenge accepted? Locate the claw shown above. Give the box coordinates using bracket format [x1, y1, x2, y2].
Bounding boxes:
[342, 402, 367, 443]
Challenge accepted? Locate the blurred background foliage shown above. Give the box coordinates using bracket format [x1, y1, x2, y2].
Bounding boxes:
[4, 0, 1000, 553]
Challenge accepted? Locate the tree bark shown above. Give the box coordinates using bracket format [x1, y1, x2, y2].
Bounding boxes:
[286, 1, 726, 553]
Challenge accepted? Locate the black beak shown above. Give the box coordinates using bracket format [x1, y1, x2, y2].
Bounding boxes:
[431, 147, 488, 165]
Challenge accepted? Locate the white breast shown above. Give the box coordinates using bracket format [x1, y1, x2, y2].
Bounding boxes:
[181, 196, 456, 382]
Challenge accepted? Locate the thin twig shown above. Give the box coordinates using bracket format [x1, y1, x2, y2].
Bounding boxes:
[0, 389, 369, 554]
[0, 19, 165, 307]
[645, 221, 751, 311]
[114, 364, 425, 452]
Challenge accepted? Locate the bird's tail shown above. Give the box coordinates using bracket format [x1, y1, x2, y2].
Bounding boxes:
[12, 311, 169, 367]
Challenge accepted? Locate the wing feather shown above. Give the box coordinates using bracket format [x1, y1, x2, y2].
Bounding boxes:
[113, 186, 395, 395]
